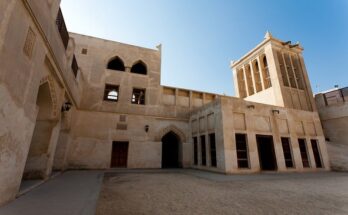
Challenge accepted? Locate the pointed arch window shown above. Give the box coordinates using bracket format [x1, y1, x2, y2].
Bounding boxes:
[131, 60, 147, 75]
[107, 57, 125, 71]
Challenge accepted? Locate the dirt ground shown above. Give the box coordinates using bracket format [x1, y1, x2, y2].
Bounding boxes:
[96, 169, 348, 215]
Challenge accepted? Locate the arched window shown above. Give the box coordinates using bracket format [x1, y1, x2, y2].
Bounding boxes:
[107, 57, 125, 71]
[131, 61, 147, 75]
[263, 55, 268, 68]
[261, 55, 272, 88]
[253, 60, 262, 92]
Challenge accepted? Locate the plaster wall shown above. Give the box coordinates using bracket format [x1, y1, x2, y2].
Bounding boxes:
[67, 110, 190, 169]
[190, 97, 330, 174]
[244, 87, 276, 106]
[189, 101, 225, 173]
[0, 0, 335, 207]
[53, 108, 75, 171]
[0, 85, 37, 205]
[315, 93, 348, 171]
[0, 0, 79, 205]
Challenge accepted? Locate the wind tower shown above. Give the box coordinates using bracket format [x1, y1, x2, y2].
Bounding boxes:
[231, 32, 316, 111]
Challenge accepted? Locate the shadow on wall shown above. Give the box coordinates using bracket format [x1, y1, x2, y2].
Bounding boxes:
[326, 142, 348, 171]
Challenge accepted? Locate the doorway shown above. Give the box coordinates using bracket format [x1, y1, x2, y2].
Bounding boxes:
[19, 82, 57, 194]
[22, 82, 56, 180]
[256, 135, 277, 171]
[111, 141, 129, 168]
[161, 132, 180, 168]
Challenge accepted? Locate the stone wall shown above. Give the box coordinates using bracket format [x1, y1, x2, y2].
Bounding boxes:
[190, 96, 330, 174]
[67, 110, 190, 169]
[0, 0, 79, 205]
[315, 92, 348, 171]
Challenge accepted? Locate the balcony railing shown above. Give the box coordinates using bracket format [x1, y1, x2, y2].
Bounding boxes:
[56, 8, 69, 49]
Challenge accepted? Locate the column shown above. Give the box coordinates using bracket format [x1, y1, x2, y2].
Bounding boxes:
[174, 88, 178, 106]
[256, 56, 265, 90]
[242, 65, 250, 96]
[249, 61, 258, 93]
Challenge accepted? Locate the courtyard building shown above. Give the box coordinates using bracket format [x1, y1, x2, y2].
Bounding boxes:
[315, 87, 348, 171]
[0, 0, 330, 206]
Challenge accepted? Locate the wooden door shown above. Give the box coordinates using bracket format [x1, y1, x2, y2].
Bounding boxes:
[111, 141, 129, 168]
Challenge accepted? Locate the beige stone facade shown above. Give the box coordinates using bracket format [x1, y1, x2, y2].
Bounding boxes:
[315, 87, 348, 171]
[0, 0, 330, 206]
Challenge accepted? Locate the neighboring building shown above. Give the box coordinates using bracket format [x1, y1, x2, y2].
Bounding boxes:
[190, 32, 328, 173]
[315, 87, 348, 171]
[0, 0, 329, 206]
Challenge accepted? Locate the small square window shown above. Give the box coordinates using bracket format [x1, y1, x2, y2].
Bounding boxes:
[104, 84, 119, 102]
[131, 88, 145, 105]
[81, 48, 87, 55]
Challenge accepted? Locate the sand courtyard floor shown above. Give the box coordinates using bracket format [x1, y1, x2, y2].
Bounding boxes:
[96, 169, 348, 215]
[1, 169, 348, 215]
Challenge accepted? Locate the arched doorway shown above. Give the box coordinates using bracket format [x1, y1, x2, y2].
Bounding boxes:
[161, 132, 180, 168]
[22, 81, 58, 180]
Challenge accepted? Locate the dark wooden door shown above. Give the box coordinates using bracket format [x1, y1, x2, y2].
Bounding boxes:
[111, 141, 129, 168]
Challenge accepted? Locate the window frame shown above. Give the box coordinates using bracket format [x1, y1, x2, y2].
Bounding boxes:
[298, 138, 311, 168]
[107, 56, 125, 71]
[131, 88, 146, 105]
[130, 60, 147, 75]
[200, 135, 206, 166]
[103, 84, 120, 102]
[281, 137, 295, 168]
[193, 137, 198, 165]
[209, 133, 217, 167]
[235, 133, 250, 169]
[310, 139, 324, 168]
[81, 48, 88, 55]
[71, 55, 78, 78]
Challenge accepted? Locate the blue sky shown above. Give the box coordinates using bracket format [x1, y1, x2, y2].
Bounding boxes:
[61, 0, 348, 96]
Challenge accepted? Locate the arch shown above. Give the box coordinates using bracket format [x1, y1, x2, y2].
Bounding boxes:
[39, 75, 59, 119]
[254, 60, 259, 71]
[261, 54, 272, 88]
[161, 131, 180, 168]
[107, 56, 125, 71]
[131, 60, 147, 75]
[22, 80, 58, 180]
[155, 125, 186, 143]
[262, 55, 268, 67]
[35, 82, 53, 120]
[252, 59, 262, 92]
